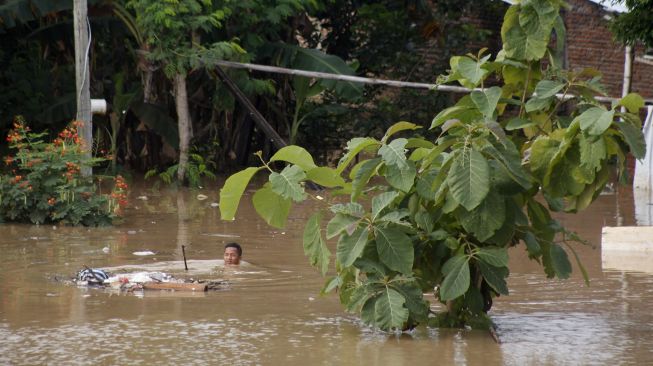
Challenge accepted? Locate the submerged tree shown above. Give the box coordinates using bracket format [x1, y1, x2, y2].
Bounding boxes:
[219, 0, 646, 331]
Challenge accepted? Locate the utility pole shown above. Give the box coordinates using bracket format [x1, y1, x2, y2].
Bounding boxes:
[74, 0, 92, 176]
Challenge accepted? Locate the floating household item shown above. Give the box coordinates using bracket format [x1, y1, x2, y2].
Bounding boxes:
[201, 233, 240, 238]
[133, 250, 156, 256]
[74, 268, 227, 292]
[196, 194, 208, 201]
[601, 226, 653, 274]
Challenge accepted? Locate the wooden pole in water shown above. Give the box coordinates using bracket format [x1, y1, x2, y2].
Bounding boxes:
[181, 245, 189, 271]
[73, 0, 93, 176]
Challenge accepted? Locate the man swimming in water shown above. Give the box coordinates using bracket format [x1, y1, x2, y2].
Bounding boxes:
[223, 242, 242, 265]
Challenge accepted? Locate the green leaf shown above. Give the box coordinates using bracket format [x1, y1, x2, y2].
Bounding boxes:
[529, 136, 560, 182]
[503, 21, 549, 61]
[476, 247, 509, 267]
[330, 202, 365, 216]
[371, 191, 400, 221]
[478, 261, 509, 295]
[219, 167, 263, 220]
[565, 243, 590, 286]
[292, 47, 363, 100]
[385, 161, 417, 193]
[430, 96, 482, 129]
[464, 286, 485, 315]
[416, 168, 441, 201]
[447, 149, 490, 211]
[459, 193, 506, 242]
[378, 210, 410, 225]
[394, 281, 429, 323]
[378, 138, 408, 168]
[270, 146, 317, 171]
[519, 0, 558, 36]
[523, 231, 542, 257]
[252, 185, 291, 228]
[506, 117, 536, 131]
[525, 96, 553, 113]
[440, 255, 471, 301]
[351, 158, 382, 200]
[457, 56, 489, 87]
[347, 284, 375, 313]
[578, 134, 606, 173]
[576, 107, 614, 136]
[337, 138, 380, 174]
[501, 4, 552, 61]
[485, 121, 508, 144]
[471, 86, 502, 119]
[337, 226, 369, 267]
[534, 80, 565, 99]
[270, 165, 307, 202]
[360, 295, 378, 326]
[415, 211, 435, 233]
[480, 141, 532, 190]
[303, 211, 331, 275]
[326, 213, 360, 239]
[382, 121, 421, 143]
[527, 199, 555, 242]
[375, 226, 414, 275]
[549, 243, 572, 279]
[615, 121, 646, 159]
[306, 167, 345, 188]
[618, 93, 645, 114]
[375, 287, 409, 331]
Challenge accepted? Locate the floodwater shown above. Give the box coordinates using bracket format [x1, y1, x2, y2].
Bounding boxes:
[1, 181, 652, 365]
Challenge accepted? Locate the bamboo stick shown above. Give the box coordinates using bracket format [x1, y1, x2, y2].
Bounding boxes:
[142, 282, 208, 292]
[210, 59, 653, 104]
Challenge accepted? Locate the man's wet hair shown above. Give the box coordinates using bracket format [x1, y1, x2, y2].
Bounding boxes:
[225, 242, 242, 256]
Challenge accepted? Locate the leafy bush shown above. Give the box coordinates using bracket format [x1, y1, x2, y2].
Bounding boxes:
[0, 117, 128, 226]
[145, 152, 217, 188]
[219, 0, 646, 332]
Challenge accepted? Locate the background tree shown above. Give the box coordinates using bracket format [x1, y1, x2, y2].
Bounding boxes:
[125, 0, 242, 183]
[610, 0, 653, 48]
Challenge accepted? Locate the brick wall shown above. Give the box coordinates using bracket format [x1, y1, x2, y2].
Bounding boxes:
[417, 0, 653, 100]
[564, 0, 653, 99]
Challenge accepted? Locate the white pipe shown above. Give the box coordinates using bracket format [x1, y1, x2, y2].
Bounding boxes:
[90, 99, 107, 115]
[622, 45, 633, 101]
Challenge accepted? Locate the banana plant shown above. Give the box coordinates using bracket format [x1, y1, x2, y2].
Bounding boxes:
[272, 44, 363, 144]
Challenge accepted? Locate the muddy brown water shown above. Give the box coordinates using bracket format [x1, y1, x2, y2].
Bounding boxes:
[1, 182, 652, 365]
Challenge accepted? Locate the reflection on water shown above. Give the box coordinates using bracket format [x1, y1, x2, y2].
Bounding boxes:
[1, 183, 653, 365]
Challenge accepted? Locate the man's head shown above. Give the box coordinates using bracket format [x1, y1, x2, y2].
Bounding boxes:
[224, 242, 242, 265]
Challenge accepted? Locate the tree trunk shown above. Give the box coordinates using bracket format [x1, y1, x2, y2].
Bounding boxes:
[174, 73, 192, 184]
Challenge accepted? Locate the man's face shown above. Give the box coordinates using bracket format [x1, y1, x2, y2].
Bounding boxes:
[224, 247, 241, 265]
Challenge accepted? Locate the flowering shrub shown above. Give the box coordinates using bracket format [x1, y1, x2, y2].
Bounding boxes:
[0, 117, 128, 226]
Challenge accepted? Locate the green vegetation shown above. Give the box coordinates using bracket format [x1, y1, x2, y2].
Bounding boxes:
[0, 117, 127, 226]
[219, 0, 646, 331]
[609, 0, 653, 48]
[0, 0, 502, 177]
